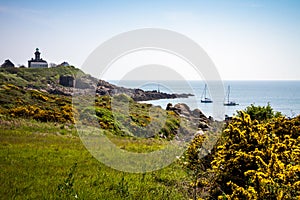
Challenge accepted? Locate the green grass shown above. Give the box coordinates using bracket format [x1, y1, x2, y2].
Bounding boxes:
[0, 66, 88, 88]
[108, 135, 167, 153]
[0, 68, 196, 199]
[0, 118, 189, 199]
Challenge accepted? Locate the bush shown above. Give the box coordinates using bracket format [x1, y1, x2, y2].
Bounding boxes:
[182, 105, 299, 200]
[8, 105, 75, 123]
[211, 112, 300, 199]
[238, 103, 281, 121]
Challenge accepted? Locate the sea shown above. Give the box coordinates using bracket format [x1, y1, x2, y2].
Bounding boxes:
[109, 80, 300, 120]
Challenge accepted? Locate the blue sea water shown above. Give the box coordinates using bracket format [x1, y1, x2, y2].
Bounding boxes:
[110, 80, 300, 119]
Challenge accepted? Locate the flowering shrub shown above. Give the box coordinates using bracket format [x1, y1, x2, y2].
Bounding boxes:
[8, 105, 75, 123]
[182, 105, 300, 200]
[0, 83, 76, 123]
[211, 112, 300, 199]
[180, 134, 207, 199]
[31, 91, 49, 102]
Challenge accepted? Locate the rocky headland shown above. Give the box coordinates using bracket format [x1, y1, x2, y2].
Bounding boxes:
[95, 80, 194, 101]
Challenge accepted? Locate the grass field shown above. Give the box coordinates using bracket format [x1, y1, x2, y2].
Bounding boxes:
[0, 117, 189, 199]
[0, 69, 194, 199]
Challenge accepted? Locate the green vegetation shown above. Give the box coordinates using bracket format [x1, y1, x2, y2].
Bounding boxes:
[0, 117, 189, 199]
[0, 66, 87, 88]
[1, 67, 299, 199]
[0, 83, 75, 123]
[0, 67, 193, 199]
[0, 81, 183, 139]
[92, 94, 183, 138]
[181, 105, 300, 200]
[238, 103, 282, 121]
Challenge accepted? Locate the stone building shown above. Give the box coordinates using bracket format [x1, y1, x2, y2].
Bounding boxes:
[59, 75, 75, 87]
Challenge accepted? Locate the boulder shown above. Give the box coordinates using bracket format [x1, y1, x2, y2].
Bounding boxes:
[166, 103, 180, 115]
[174, 103, 191, 117]
[166, 103, 173, 111]
[192, 108, 207, 119]
[198, 121, 210, 131]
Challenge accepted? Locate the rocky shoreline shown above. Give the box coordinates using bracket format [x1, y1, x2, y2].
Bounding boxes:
[46, 78, 194, 102]
[95, 80, 194, 101]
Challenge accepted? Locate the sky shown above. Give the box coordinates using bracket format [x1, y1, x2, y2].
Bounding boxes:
[0, 0, 300, 80]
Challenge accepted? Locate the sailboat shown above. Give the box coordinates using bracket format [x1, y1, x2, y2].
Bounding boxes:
[201, 84, 213, 103]
[224, 85, 238, 106]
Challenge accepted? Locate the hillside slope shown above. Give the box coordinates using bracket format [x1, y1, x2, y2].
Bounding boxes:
[0, 66, 208, 138]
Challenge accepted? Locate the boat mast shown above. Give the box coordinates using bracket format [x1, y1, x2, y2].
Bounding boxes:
[204, 84, 207, 99]
[227, 85, 230, 103]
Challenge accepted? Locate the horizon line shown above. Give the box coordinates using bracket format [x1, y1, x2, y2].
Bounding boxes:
[106, 79, 300, 82]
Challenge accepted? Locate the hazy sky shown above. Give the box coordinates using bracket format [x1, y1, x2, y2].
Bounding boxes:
[1, 0, 300, 80]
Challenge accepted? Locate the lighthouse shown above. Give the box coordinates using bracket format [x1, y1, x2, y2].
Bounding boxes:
[28, 48, 48, 68]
